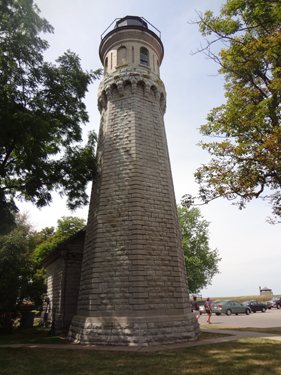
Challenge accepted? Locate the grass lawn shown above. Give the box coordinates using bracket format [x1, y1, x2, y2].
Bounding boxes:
[0, 326, 69, 345]
[209, 294, 281, 304]
[1, 326, 281, 374]
[201, 325, 281, 335]
[1, 337, 281, 375]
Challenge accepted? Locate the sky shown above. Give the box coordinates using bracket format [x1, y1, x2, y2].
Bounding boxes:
[17, 0, 281, 298]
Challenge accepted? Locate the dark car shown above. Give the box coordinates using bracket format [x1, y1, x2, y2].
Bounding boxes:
[266, 297, 281, 309]
[211, 300, 251, 316]
[243, 300, 267, 313]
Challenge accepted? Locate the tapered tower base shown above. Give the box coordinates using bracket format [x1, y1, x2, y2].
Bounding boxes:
[69, 315, 199, 345]
[68, 16, 200, 345]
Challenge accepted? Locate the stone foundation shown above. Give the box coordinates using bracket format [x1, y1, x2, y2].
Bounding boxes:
[68, 314, 199, 345]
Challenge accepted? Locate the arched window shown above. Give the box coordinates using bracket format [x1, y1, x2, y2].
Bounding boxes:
[140, 47, 149, 66]
[104, 57, 108, 75]
[117, 46, 127, 66]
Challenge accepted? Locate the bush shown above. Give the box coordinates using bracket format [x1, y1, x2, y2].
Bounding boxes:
[0, 310, 18, 334]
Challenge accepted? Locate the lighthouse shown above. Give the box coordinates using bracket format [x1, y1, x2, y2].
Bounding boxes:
[68, 16, 200, 345]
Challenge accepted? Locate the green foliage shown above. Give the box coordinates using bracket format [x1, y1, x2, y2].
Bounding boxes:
[0, 213, 85, 332]
[56, 216, 86, 237]
[0, 213, 46, 331]
[0, 193, 18, 235]
[190, 0, 281, 223]
[0, 0, 102, 231]
[33, 216, 86, 264]
[177, 206, 221, 294]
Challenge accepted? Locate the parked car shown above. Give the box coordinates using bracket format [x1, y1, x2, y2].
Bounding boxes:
[196, 300, 217, 315]
[243, 300, 267, 313]
[211, 300, 251, 316]
[197, 301, 205, 315]
[266, 297, 281, 309]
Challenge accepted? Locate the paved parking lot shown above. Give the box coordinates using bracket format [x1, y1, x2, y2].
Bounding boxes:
[199, 308, 281, 328]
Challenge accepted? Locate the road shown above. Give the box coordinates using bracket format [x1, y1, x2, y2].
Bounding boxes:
[199, 308, 281, 328]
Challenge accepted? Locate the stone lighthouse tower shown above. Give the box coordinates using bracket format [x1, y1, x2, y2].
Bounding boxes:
[68, 16, 199, 345]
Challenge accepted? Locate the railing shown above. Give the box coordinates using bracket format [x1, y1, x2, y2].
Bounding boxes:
[100, 17, 161, 41]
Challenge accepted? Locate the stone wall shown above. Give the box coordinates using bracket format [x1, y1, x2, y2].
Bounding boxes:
[42, 230, 85, 334]
[68, 68, 199, 345]
[63, 235, 85, 330]
[99, 29, 164, 77]
[43, 257, 64, 333]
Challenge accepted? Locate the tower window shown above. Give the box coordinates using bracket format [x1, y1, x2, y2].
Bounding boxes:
[117, 46, 127, 66]
[140, 47, 149, 66]
[105, 57, 108, 74]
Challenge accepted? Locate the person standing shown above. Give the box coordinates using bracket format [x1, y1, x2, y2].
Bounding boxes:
[205, 297, 212, 324]
[191, 296, 200, 322]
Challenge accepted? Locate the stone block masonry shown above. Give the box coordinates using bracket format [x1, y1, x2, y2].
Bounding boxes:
[42, 230, 85, 334]
[68, 16, 200, 345]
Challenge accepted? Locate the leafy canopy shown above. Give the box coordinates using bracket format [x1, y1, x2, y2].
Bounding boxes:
[186, 0, 281, 223]
[0, 0, 101, 231]
[0, 213, 86, 332]
[33, 215, 86, 265]
[177, 206, 221, 294]
[0, 213, 46, 322]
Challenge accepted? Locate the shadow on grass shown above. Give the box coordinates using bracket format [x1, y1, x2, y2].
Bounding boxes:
[0, 326, 229, 346]
[0, 326, 68, 345]
[0, 338, 281, 375]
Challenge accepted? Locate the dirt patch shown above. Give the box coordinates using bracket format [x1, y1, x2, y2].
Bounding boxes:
[197, 331, 232, 341]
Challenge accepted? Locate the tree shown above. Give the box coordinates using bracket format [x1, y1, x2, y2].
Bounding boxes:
[0, 0, 101, 232]
[177, 205, 221, 294]
[0, 213, 85, 331]
[33, 216, 86, 264]
[186, 0, 281, 223]
[56, 216, 86, 238]
[0, 213, 46, 331]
